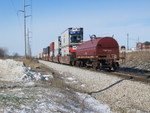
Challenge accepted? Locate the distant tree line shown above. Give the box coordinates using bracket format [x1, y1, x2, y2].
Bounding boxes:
[0, 48, 21, 58]
[0, 48, 8, 58]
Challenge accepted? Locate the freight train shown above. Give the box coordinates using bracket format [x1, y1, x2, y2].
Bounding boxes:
[39, 27, 119, 71]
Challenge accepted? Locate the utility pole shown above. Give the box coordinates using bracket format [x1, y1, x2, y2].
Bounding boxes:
[18, 0, 31, 58]
[127, 33, 129, 50]
[24, 0, 27, 58]
[27, 28, 29, 57]
[27, 28, 32, 58]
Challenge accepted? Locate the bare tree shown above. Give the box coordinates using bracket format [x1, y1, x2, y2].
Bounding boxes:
[12, 52, 20, 58]
[0, 48, 8, 58]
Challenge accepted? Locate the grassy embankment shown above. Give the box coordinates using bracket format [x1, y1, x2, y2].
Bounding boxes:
[121, 51, 150, 70]
[15, 58, 54, 74]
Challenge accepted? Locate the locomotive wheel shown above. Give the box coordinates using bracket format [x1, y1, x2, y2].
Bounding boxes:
[109, 62, 118, 71]
[80, 61, 84, 67]
[112, 62, 118, 71]
[71, 60, 76, 66]
[99, 63, 102, 70]
[76, 61, 81, 67]
[92, 62, 98, 70]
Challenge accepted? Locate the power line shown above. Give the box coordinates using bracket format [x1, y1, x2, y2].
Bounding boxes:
[10, 0, 17, 13]
[24, 0, 27, 57]
[30, 0, 33, 57]
[10, 0, 22, 29]
[10, 0, 32, 57]
[18, 0, 32, 58]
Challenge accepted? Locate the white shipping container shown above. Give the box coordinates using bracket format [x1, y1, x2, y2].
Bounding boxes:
[54, 49, 59, 57]
[50, 51, 54, 57]
[54, 38, 59, 50]
[61, 29, 70, 48]
[61, 28, 83, 48]
[37, 53, 42, 59]
[62, 46, 70, 56]
[54, 36, 61, 51]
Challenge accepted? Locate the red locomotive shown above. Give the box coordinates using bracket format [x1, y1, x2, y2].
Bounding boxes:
[75, 35, 119, 71]
[40, 28, 119, 71]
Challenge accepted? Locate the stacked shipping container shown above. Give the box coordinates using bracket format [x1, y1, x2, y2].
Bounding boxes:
[40, 27, 83, 63]
[42, 46, 50, 60]
[49, 42, 54, 61]
[39, 27, 120, 71]
[61, 28, 83, 56]
[50, 42, 54, 56]
[54, 36, 61, 57]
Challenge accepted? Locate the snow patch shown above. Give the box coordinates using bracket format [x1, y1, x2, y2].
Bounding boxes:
[0, 59, 52, 82]
[66, 77, 75, 81]
[81, 84, 85, 87]
[76, 92, 111, 113]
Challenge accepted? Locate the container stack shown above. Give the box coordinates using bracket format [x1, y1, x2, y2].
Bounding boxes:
[50, 42, 54, 61]
[42, 48, 46, 60]
[61, 28, 83, 56]
[43, 46, 50, 61]
[54, 36, 62, 57]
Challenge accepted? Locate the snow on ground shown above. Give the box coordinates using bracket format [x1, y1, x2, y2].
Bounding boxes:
[0, 59, 112, 113]
[0, 59, 52, 81]
[0, 87, 111, 113]
[76, 92, 110, 113]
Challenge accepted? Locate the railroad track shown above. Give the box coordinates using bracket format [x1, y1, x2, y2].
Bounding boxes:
[112, 70, 150, 83]
[73, 65, 150, 83]
[41, 60, 150, 83]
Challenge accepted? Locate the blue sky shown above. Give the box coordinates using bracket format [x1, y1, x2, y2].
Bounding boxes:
[0, 0, 150, 56]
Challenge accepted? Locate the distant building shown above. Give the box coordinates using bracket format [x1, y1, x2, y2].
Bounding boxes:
[136, 41, 150, 50]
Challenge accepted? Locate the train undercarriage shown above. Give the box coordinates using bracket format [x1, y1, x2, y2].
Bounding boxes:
[44, 55, 119, 72]
[70, 58, 119, 71]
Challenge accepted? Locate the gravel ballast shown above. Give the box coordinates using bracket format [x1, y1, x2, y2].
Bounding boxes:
[39, 60, 150, 113]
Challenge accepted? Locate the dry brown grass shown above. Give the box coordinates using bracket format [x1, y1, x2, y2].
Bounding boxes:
[126, 51, 150, 63]
[14, 58, 54, 74]
[15, 58, 40, 68]
[16, 58, 87, 93]
[120, 51, 150, 70]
